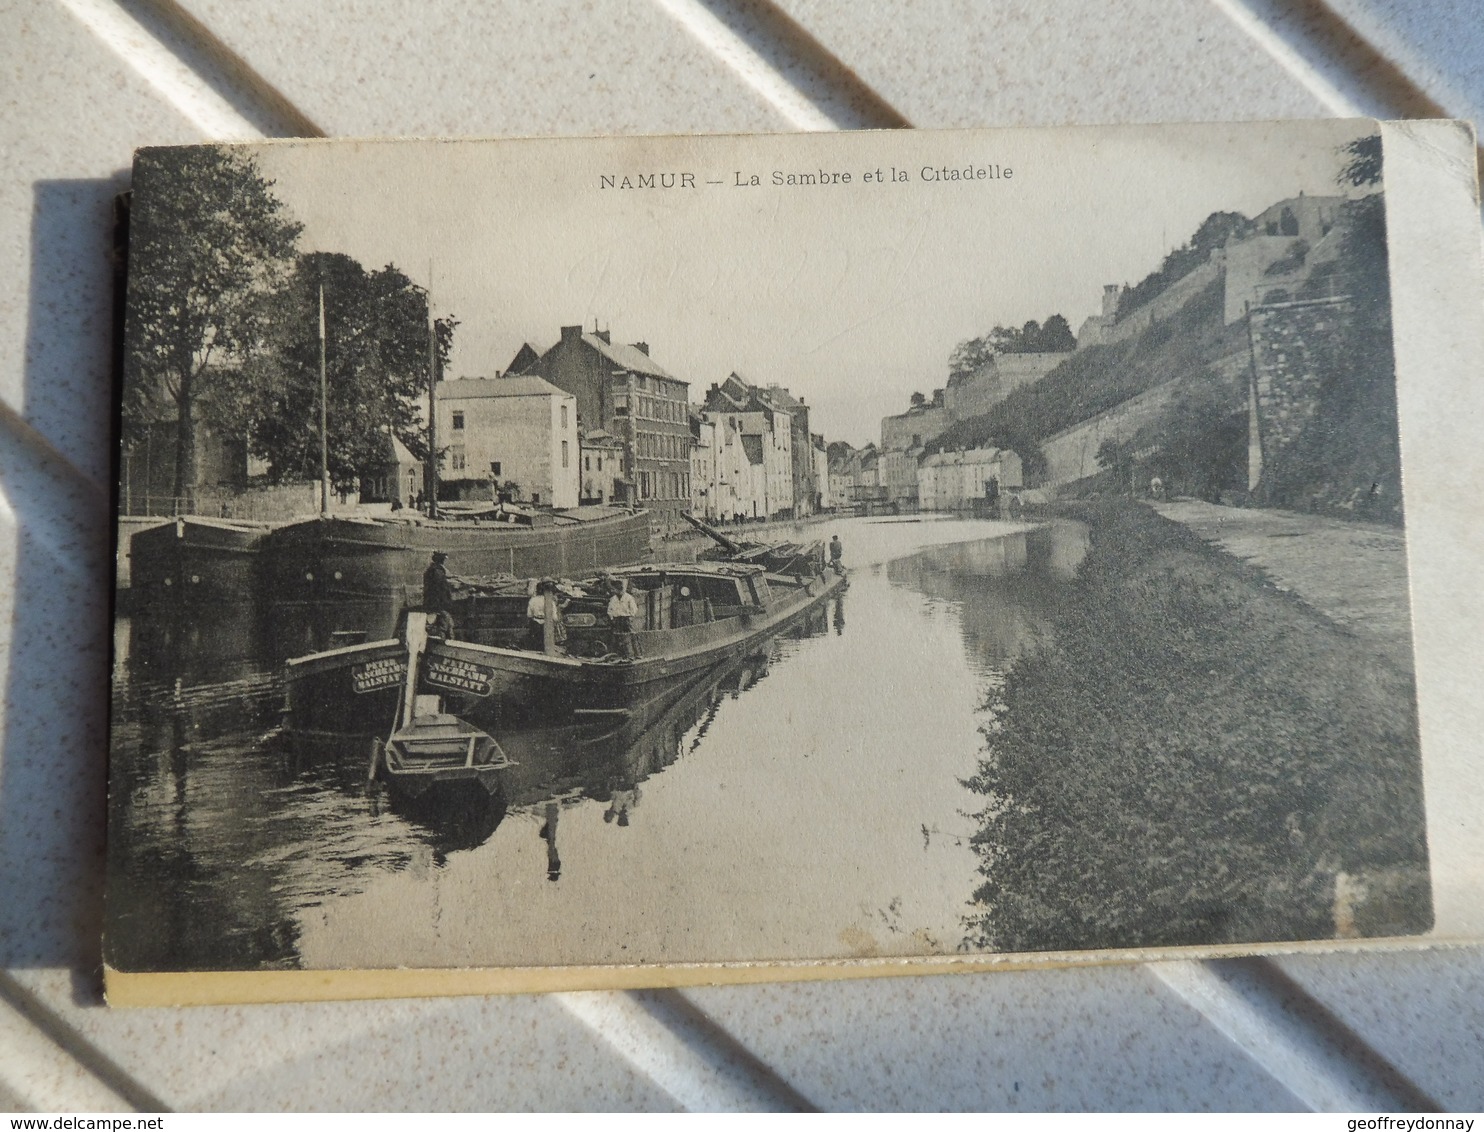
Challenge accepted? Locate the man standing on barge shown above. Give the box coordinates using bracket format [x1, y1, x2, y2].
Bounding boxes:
[829, 534, 845, 575]
[423, 551, 458, 637]
[607, 576, 639, 658]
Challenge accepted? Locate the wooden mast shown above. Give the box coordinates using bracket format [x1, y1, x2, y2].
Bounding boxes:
[425, 285, 439, 519]
[318, 283, 330, 515]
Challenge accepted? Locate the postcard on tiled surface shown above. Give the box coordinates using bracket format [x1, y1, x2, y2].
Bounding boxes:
[103, 120, 1484, 1004]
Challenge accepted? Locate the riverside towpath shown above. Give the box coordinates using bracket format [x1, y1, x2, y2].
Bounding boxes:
[1152, 500, 1415, 673]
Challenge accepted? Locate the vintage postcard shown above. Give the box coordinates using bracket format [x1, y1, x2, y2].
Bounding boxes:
[104, 120, 1484, 1005]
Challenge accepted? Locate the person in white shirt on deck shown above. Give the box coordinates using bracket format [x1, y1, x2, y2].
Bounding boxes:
[607, 577, 639, 658]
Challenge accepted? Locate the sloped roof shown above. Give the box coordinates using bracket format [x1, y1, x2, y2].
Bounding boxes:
[581, 429, 625, 449]
[756, 384, 804, 414]
[390, 435, 419, 466]
[584, 335, 680, 382]
[365, 433, 420, 469]
[438, 376, 568, 400]
[506, 342, 541, 374]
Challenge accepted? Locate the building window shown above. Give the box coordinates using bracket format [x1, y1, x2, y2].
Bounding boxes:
[597, 455, 603, 472]
[585, 455, 590, 471]
[451, 445, 467, 471]
[562, 440, 569, 468]
[490, 461, 501, 476]
[561, 404, 568, 429]
[452, 411, 464, 430]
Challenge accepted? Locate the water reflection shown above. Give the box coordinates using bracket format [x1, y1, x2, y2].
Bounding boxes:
[886, 522, 1088, 672]
[107, 514, 1091, 971]
[108, 556, 835, 969]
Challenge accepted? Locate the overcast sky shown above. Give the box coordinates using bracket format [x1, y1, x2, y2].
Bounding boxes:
[250, 120, 1372, 447]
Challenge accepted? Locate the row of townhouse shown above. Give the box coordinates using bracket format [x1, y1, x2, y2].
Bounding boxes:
[431, 325, 692, 528]
[827, 443, 885, 510]
[918, 447, 1024, 511]
[820, 441, 1023, 514]
[431, 325, 844, 532]
[690, 374, 831, 523]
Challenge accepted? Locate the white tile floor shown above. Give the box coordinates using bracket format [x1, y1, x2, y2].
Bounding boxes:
[2, 0, 1482, 1112]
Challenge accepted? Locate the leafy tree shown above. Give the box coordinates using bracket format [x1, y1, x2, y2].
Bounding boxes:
[124, 146, 302, 507]
[947, 336, 996, 381]
[1138, 378, 1245, 501]
[1039, 313, 1077, 352]
[1340, 133, 1382, 188]
[227, 252, 456, 491]
[909, 390, 927, 407]
[1116, 210, 1252, 319]
[948, 312, 1077, 381]
[826, 440, 855, 463]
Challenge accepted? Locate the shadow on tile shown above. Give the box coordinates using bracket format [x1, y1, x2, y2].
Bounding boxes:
[0, 177, 124, 994]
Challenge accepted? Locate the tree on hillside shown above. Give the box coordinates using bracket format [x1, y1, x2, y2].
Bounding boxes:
[1340, 134, 1382, 188]
[225, 251, 457, 491]
[1116, 210, 1252, 320]
[1095, 437, 1127, 487]
[948, 336, 997, 381]
[124, 146, 303, 508]
[1039, 314, 1077, 352]
[1138, 378, 1245, 502]
[826, 440, 856, 463]
[947, 312, 1077, 380]
[1261, 132, 1401, 519]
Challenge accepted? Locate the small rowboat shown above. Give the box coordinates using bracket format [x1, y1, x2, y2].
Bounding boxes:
[366, 614, 515, 798]
[376, 704, 513, 798]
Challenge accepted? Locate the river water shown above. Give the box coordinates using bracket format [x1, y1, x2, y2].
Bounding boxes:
[106, 515, 1089, 971]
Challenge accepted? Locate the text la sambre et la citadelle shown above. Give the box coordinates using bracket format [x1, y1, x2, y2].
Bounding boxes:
[598, 162, 1012, 191]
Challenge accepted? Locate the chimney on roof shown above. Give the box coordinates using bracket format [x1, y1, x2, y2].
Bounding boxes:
[633, 341, 649, 355]
[561, 325, 582, 344]
[595, 328, 611, 344]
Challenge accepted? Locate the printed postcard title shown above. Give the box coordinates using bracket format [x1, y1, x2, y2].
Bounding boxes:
[598, 163, 1013, 191]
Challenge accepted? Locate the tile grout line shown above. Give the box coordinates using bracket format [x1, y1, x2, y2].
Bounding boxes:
[632, 989, 820, 1111]
[1209, 0, 1483, 180]
[648, 0, 910, 130]
[1153, 959, 1442, 1111]
[555, 990, 814, 1111]
[54, 0, 322, 139]
[0, 973, 171, 1113]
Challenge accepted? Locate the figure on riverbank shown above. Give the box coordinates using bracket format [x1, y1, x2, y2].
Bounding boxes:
[829, 534, 845, 575]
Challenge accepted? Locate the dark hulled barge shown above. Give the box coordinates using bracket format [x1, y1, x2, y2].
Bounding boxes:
[284, 560, 846, 737]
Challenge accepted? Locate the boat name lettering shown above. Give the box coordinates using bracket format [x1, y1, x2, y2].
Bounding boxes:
[426, 656, 495, 695]
[351, 657, 406, 693]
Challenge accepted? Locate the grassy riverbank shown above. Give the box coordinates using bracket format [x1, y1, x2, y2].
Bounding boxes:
[964, 501, 1429, 953]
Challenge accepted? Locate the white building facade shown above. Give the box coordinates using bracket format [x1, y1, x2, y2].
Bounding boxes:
[919, 447, 1023, 511]
[435, 375, 579, 509]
